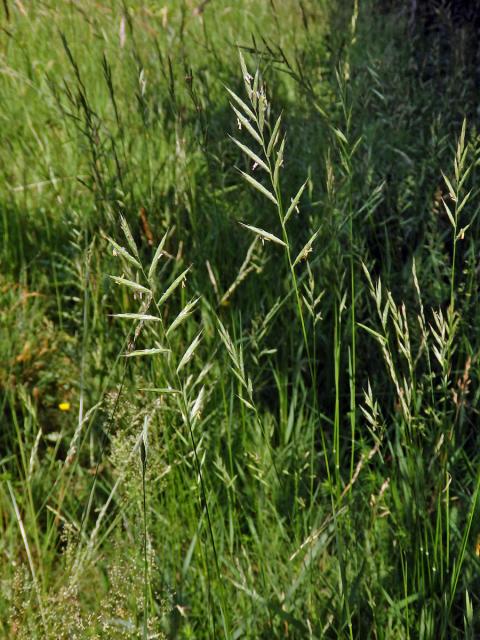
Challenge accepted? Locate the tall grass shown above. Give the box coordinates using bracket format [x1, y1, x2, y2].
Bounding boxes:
[1, 0, 480, 638]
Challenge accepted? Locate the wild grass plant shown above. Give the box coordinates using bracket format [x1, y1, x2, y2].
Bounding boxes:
[1, 0, 480, 637]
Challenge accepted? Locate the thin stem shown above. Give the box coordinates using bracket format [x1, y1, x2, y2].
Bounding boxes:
[142, 452, 148, 640]
[142, 268, 230, 639]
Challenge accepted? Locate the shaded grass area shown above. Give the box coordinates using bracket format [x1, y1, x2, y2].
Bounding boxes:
[1, 1, 480, 637]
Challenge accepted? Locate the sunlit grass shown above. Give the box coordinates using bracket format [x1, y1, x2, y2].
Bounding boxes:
[1, 1, 480, 638]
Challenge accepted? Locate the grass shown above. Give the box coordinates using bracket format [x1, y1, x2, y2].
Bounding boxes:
[1, 0, 480, 637]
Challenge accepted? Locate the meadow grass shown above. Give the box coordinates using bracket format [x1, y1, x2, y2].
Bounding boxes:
[1, 1, 480, 637]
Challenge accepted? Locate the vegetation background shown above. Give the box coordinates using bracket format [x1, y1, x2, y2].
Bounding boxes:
[1, 0, 480, 637]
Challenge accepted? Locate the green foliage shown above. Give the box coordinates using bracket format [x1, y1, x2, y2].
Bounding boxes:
[1, 0, 480, 637]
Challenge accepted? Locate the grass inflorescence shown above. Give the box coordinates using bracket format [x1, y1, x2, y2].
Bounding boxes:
[1, 1, 480, 637]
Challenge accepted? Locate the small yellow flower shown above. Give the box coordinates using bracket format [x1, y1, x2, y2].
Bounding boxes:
[475, 534, 480, 558]
[58, 402, 71, 411]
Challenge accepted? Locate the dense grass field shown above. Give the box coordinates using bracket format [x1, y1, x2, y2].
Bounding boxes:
[2, 1, 480, 637]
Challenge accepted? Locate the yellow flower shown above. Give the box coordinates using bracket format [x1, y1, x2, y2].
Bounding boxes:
[58, 402, 71, 411]
[475, 534, 480, 558]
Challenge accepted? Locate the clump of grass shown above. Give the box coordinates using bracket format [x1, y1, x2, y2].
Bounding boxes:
[2, 1, 480, 638]
[6, 526, 168, 639]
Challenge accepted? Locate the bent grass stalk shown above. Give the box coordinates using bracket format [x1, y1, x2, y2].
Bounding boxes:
[107, 221, 231, 638]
